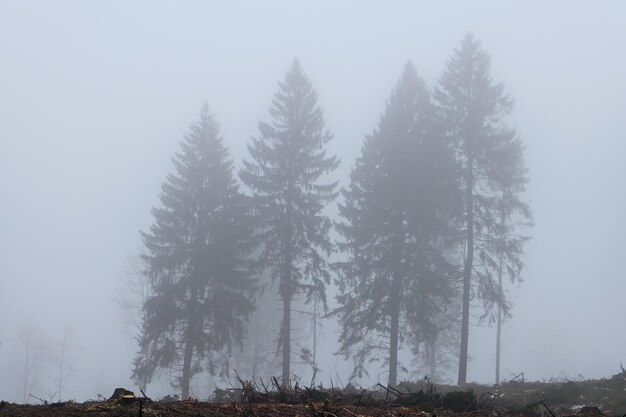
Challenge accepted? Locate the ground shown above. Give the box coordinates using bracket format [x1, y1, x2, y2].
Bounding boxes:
[3, 372, 626, 417]
[0, 400, 452, 417]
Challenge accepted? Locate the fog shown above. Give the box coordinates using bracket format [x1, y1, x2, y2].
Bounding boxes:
[1, 0, 626, 402]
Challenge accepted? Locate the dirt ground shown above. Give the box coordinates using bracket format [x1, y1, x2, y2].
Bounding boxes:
[0, 400, 460, 417]
[3, 372, 626, 417]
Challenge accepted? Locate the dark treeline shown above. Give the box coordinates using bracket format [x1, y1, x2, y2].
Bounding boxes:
[132, 33, 531, 398]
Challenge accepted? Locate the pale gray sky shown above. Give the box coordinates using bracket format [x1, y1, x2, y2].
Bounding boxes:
[1, 0, 626, 402]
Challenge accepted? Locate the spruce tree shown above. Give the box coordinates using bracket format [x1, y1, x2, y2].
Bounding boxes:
[133, 104, 256, 398]
[240, 59, 339, 384]
[336, 62, 458, 386]
[434, 34, 532, 385]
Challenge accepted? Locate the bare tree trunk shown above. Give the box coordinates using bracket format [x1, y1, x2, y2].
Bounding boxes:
[428, 336, 437, 382]
[389, 270, 402, 387]
[282, 290, 291, 385]
[458, 264, 471, 385]
[281, 189, 294, 386]
[181, 328, 194, 399]
[458, 159, 474, 385]
[495, 294, 502, 385]
[281, 212, 293, 386]
[181, 287, 198, 399]
[495, 213, 505, 385]
[22, 333, 30, 404]
[311, 299, 318, 386]
[57, 339, 66, 402]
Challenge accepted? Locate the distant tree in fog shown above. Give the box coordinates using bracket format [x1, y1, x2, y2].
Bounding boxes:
[335, 62, 458, 387]
[434, 33, 532, 385]
[133, 104, 257, 398]
[115, 257, 152, 391]
[54, 323, 77, 402]
[116, 257, 151, 336]
[18, 322, 53, 403]
[240, 58, 339, 385]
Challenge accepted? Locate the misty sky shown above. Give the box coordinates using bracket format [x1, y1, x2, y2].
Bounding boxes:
[1, 0, 626, 402]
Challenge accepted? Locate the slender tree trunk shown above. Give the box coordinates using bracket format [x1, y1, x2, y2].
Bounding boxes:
[182, 288, 198, 399]
[281, 199, 293, 386]
[458, 260, 471, 385]
[312, 299, 318, 386]
[22, 333, 30, 404]
[58, 340, 66, 402]
[495, 213, 505, 385]
[495, 291, 502, 385]
[181, 326, 194, 399]
[458, 158, 474, 385]
[428, 336, 437, 382]
[282, 288, 291, 385]
[389, 269, 402, 387]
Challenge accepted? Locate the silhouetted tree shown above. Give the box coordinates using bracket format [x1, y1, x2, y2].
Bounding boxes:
[133, 104, 256, 398]
[336, 62, 458, 387]
[240, 59, 339, 384]
[434, 34, 531, 385]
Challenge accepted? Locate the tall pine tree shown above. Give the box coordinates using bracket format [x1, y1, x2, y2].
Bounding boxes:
[336, 62, 458, 387]
[133, 104, 256, 398]
[434, 34, 531, 385]
[240, 59, 339, 384]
